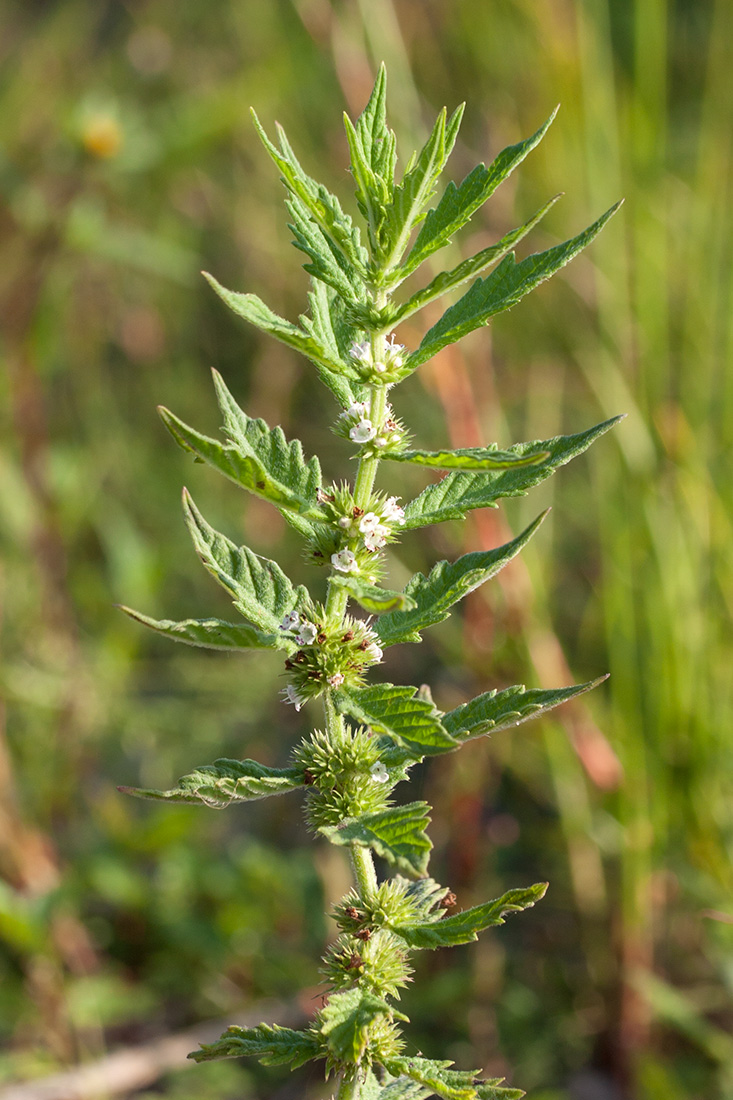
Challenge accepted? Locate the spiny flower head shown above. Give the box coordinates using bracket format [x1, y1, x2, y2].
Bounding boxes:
[280, 607, 385, 707]
[293, 726, 394, 827]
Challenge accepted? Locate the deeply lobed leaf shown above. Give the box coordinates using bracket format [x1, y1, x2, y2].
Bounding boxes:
[120, 758, 304, 808]
[402, 418, 622, 529]
[376, 514, 547, 647]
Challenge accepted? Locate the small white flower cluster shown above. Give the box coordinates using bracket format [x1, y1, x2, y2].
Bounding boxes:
[370, 760, 389, 783]
[350, 335, 406, 381]
[331, 496, 405, 564]
[279, 610, 318, 647]
[338, 399, 404, 451]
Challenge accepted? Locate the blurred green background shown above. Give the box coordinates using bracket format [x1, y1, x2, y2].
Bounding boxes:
[1, 1, 732, 1098]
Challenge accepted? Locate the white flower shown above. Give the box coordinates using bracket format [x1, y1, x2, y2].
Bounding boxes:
[385, 334, 405, 369]
[328, 672, 345, 688]
[341, 401, 369, 421]
[382, 496, 405, 525]
[331, 549, 359, 573]
[338, 516, 354, 531]
[373, 361, 386, 373]
[370, 761, 389, 783]
[373, 436, 388, 449]
[349, 342, 373, 366]
[349, 419, 376, 444]
[295, 622, 317, 646]
[365, 641, 383, 663]
[363, 525, 389, 552]
[282, 684, 304, 711]
[279, 610, 300, 632]
[358, 512, 381, 535]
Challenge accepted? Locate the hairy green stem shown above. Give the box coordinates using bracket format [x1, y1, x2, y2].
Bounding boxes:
[350, 842, 379, 900]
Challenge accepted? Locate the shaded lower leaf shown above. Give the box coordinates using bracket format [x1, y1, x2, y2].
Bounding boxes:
[378, 1079, 433, 1100]
[118, 607, 281, 651]
[391, 883, 548, 949]
[442, 679, 608, 742]
[319, 987, 392, 1065]
[320, 803, 432, 877]
[120, 758, 304, 807]
[336, 684, 458, 758]
[189, 1023, 321, 1068]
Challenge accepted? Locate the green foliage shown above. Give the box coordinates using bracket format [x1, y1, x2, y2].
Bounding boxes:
[320, 802, 433, 877]
[335, 684, 458, 758]
[442, 680, 608, 742]
[119, 63, 619, 1099]
[390, 884, 548, 949]
[402, 418, 622, 528]
[182, 491, 307, 639]
[119, 758, 303, 807]
[190, 1023, 321, 1067]
[376, 514, 547, 647]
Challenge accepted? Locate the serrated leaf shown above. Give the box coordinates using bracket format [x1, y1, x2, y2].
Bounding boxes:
[204, 272, 357, 385]
[251, 110, 368, 274]
[401, 108, 558, 277]
[406, 202, 622, 371]
[381, 104, 464, 274]
[475, 1086, 525, 1100]
[391, 883, 548, 949]
[288, 196, 364, 305]
[382, 446, 549, 472]
[183, 491, 307, 638]
[320, 803, 432, 877]
[402, 417, 622, 529]
[382, 1058, 480, 1100]
[335, 683, 458, 758]
[319, 987, 392, 1064]
[118, 606, 282, 651]
[391, 196, 560, 325]
[355, 64, 396, 189]
[120, 758, 304, 808]
[160, 376, 328, 521]
[378, 1080, 433, 1100]
[329, 575, 418, 614]
[376, 513, 546, 648]
[300, 280, 367, 406]
[189, 1023, 320, 1067]
[442, 679, 608, 742]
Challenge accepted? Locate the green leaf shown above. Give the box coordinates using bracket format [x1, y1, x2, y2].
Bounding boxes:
[189, 1023, 320, 1067]
[288, 196, 364, 305]
[382, 446, 549, 472]
[320, 803, 432, 877]
[402, 417, 622, 529]
[354, 64, 396, 190]
[407, 202, 623, 371]
[378, 1080, 433, 1100]
[120, 758, 304, 808]
[381, 104, 464, 273]
[251, 110, 368, 274]
[183, 491, 308, 638]
[335, 683, 458, 757]
[204, 272, 357, 384]
[382, 1058, 480, 1100]
[376, 513, 547, 647]
[319, 986, 392, 1065]
[159, 375, 328, 521]
[442, 679, 608, 742]
[401, 108, 558, 277]
[117, 607, 283, 651]
[329, 575, 418, 615]
[391, 883, 548, 949]
[391, 195, 560, 325]
[475, 1085, 525, 1100]
[299, 281, 367, 406]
